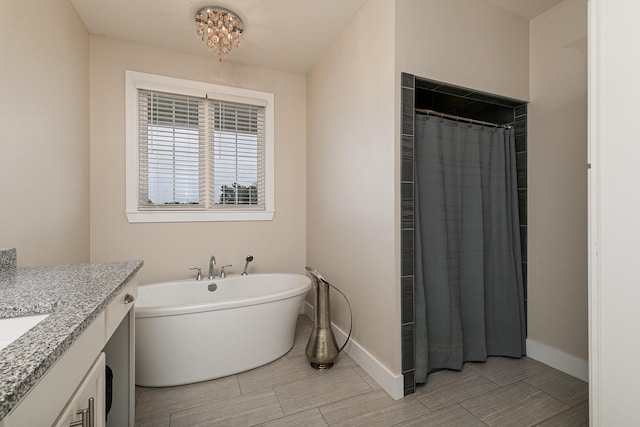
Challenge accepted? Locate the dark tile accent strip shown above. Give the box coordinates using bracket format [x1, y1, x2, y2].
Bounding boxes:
[401, 322, 415, 371]
[403, 370, 415, 395]
[401, 134, 414, 183]
[401, 87, 414, 136]
[415, 77, 526, 108]
[414, 78, 441, 91]
[401, 276, 414, 325]
[467, 92, 523, 108]
[434, 85, 475, 98]
[401, 183, 414, 230]
[401, 76, 416, 397]
[515, 104, 527, 117]
[515, 118, 528, 152]
[401, 229, 414, 278]
[401, 72, 414, 89]
[517, 152, 527, 189]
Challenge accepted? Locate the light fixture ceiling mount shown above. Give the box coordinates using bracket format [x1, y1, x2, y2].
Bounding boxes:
[195, 6, 244, 60]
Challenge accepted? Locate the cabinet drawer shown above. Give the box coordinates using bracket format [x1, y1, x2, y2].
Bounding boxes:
[105, 279, 137, 339]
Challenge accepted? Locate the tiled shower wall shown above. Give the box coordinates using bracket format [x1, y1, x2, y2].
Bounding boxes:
[400, 73, 528, 395]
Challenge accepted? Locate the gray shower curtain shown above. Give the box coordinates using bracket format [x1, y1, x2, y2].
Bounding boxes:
[414, 114, 526, 383]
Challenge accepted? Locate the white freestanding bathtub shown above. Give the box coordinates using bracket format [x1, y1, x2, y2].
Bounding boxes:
[135, 273, 311, 387]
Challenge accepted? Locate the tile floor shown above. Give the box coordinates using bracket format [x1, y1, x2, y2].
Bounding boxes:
[135, 316, 589, 426]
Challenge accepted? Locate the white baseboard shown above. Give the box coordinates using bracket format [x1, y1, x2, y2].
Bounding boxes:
[304, 302, 404, 400]
[526, 338, 589, 382]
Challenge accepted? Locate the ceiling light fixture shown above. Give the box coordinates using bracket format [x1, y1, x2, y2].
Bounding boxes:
[195, 7, 244, 60]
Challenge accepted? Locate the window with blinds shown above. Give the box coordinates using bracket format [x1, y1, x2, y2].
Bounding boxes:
[137, 90, 265, 212]
[125, 71, 274, 222]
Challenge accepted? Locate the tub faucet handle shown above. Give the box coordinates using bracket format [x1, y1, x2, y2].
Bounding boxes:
[220, 264, 232, 278]
[189, 267, 203, 281]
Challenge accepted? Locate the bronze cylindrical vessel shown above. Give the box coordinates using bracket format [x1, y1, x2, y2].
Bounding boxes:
[305, 277, 339, 369]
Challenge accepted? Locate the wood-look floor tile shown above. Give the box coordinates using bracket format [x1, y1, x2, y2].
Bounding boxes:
[461, 381, 569, 426]
[238, 351, 357, 395]
[415, 364, 499, 410]
[353, 364, 382, 391]
[319, 390, 429, 426]
[131, 317, 590, 426]
[133, 414, 170, 426]
[468, 356, 551, 386]
[169, 389, 284, 427]
[238, 353, 315, 394]
[274, 366, 373, 415]
[135, 375, 240, 420]
[395, 404, 487, 427]
[286, 338, 311, 361]
[524, 369, 588, 407]
[535, 401, 589, 427]
[255, 408, 329, 427]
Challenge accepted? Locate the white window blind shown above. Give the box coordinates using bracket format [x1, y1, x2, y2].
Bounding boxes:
[138, 90, 204, 208]
[137, 90, 265, 211]
[211, 100, 265, 208]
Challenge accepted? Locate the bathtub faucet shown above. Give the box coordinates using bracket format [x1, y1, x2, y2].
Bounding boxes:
[242, 255, 254, 276]
[208, 255, 216, 279]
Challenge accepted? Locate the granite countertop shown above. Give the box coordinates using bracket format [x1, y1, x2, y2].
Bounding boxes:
[0, 260, 143, 420]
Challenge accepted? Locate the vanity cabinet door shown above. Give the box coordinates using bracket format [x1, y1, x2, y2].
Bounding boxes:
[54, 352, 106, 427]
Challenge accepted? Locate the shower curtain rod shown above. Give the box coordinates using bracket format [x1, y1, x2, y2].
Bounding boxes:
[415, 108, 513, 129]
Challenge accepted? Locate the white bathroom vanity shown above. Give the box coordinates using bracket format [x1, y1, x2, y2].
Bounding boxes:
[0, 260, 142, 427]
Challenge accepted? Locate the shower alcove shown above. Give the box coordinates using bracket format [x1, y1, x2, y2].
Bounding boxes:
[400, 73, 528, 395]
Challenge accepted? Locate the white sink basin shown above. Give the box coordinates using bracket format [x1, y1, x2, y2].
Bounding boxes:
[0, 314, 49, 351]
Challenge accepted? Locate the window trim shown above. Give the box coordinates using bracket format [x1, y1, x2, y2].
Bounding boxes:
[125, 70, 275, 223]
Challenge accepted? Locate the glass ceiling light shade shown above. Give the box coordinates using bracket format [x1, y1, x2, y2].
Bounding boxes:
[195, 7, 244, 60]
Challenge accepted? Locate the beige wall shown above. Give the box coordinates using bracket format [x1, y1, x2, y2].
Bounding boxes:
[396, 0, 530, 101]
[89, 37, 307, 284]
[307, 0, 399, 371]
[529, 0, 588, 361]
[0, 0, 90, 266]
